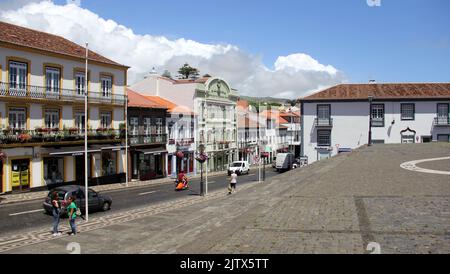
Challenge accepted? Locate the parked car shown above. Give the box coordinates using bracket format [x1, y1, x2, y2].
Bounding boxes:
[43, 185, 112, 217]
[275, 153, 294, 172]
[228, 161, 250, 176]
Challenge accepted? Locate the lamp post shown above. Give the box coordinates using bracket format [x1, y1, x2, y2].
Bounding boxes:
[368, 96, 373, 147]
[197, 144, 206, 196]
[84, 42, 89, 222]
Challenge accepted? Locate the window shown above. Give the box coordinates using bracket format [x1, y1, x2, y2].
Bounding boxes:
[144, 117, 151, 135]
[8, 107, 26, 130]
[102, 151, 117, 176]
[100, 75, 112, 98]
[372, 140, 385, 144]
[100, 112, 112, 129]
[401, 104, 415, 120]
[9, 61, 27, 95]
[45, 67, 60, 96]
[75, 71, 86, 95]
[317, 130, 331, 146]
[74, 112, 85, 132]
[43, 157, 63, 185]
[44, 109, 60, 129]
[130, 117, 139, 136]
[317, 105, 331, 123]
[371, 104, 385, 127]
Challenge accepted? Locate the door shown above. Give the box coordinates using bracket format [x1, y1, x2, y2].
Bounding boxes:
[318, 151, 330, 161]
[75, 155, 91, 183]
[11, 159, 30, 192]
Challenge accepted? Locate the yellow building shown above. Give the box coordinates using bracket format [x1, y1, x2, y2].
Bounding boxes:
[0, 21, 128, 193]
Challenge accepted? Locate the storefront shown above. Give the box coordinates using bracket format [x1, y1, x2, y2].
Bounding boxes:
[10, 158, 31, 192]
[43, 157, 64, 186]
[131, 148, 167, 181]
[168, 151, 195, 176]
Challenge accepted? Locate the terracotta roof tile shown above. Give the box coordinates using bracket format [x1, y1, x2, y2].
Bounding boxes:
[145, 96, 194, 115]
[127, 89, 167, 109]
[302, 83, 450, 101]
[0, 21, 128, 68]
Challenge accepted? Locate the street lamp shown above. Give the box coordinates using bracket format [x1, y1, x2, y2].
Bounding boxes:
[368, 96, 374, 146]
[196, 144, 208, 196]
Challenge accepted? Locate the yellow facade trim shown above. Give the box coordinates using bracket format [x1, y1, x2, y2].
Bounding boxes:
[6, 56, 31, 95]
[7, 155, 33, 192]
[1, 41, 129, 71]
[41, 105, 63, 130]
[42, 63, 64, 96]
[5, 103, 30, 130]
[73, 67, 91, 95]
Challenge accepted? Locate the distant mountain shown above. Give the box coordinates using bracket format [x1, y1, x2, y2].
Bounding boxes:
[239, 95, 291, 105]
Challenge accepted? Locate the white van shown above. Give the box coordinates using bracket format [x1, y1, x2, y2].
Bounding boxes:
[228, 161, 250, 176]
[275, 153, 294, 172]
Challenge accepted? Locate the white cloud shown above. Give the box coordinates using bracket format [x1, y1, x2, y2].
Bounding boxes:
[0, 1, 345, 99]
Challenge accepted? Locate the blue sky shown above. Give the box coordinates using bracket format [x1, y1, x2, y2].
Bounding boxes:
[55, 0, 450, 84]
[1, 0, 449, 98]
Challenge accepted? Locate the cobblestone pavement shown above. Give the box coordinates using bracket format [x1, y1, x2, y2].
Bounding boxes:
[0, 168, 236, 205]
[2, 143, 450, 254]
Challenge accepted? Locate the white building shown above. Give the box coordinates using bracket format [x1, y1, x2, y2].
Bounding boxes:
[0, 21, 128, 193]
[131, 74, 239, 172]
[301, 83, 450, 164]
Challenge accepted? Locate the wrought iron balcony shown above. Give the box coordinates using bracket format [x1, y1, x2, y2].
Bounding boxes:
[434, 117, 450, 127]
[129, 134, 167, 145]
[0, 82, 126, 105]
[0, 128, 122, 147]
[314, 118, 333, 127]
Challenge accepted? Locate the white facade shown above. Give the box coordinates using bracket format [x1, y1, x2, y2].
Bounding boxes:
[302, 100, 450, 164]
[131, 75, 239, 172]
[0, 43, 127, 193]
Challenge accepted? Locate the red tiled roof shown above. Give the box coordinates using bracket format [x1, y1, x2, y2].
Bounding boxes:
[302, 83, 450, 101]
[0, 21, 128, 68]
[127, 89, 167, 109]
[145, 96, 194, 115]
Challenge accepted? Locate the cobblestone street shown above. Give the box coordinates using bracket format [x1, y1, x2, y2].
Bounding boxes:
[2, 143, 450, 254]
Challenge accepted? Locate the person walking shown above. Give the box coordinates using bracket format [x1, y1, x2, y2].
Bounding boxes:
[67, 196, 78, 236]
[228, 170, 238, 195]
[51, 191, 62, 236]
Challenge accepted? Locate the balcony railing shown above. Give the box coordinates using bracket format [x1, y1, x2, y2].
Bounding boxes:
[434, 117, 450, 126]
[371, 118, 384, 127]
[314, 118, 333, 127]
[0, 128, 122, 146]
[0, 82, 126, 105]
[129, 134, 167, 145]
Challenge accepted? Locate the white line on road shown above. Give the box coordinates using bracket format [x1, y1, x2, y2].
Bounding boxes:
[138, 191, 157, 196]
[9, 209, 44, 217]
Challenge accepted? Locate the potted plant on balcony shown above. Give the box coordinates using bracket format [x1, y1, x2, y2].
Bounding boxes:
[2, 127, 12, 136]
[18, 133, 32, 143]
[68, 127, 79, 135]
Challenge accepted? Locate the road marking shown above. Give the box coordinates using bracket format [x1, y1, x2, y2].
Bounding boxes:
[9, 209, 44, 217]
[400, 157, 450, 175]
[138, 191, 157, 196]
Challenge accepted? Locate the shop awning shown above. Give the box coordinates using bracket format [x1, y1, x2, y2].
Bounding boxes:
[47, 147, 101, 156]
[136, 148, 167, 155]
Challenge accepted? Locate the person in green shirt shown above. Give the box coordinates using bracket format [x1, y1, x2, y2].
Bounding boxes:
[67, 196, 77, 236]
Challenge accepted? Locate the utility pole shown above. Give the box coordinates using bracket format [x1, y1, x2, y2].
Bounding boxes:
[84, 42, 89, 222]
[368, 96, 373, 146]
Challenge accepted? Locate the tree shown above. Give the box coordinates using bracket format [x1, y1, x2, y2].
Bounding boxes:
[178, 63, 200, 79]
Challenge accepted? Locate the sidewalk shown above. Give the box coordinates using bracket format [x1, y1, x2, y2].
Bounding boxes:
[0, 168, 239, 205]
[2, 144, 449, 254]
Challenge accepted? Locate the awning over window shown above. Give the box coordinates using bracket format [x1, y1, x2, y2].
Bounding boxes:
[136, 148, 167, 155]
[47, 147, 101, 156]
